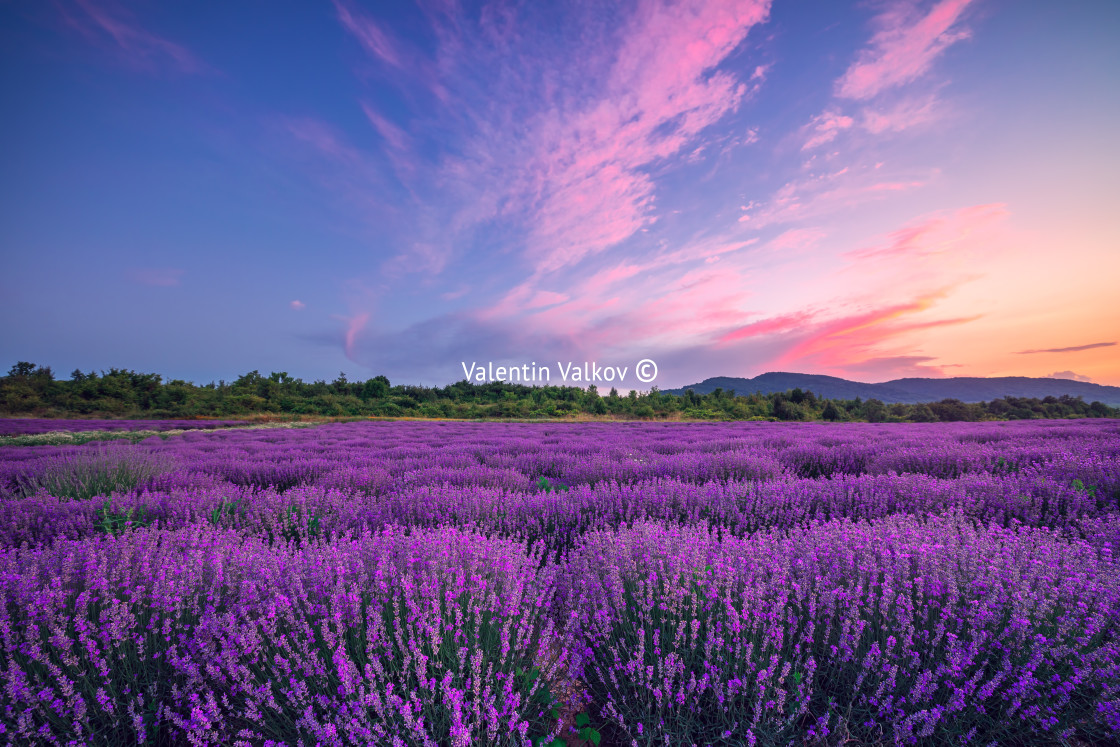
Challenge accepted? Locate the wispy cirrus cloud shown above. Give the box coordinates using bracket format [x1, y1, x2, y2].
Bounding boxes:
[835, 0, 975, 101]
[127, 268, 184, 287]
[276, 115, 405, 226]
[455, 195, 1003, 382]
[712, 202, 1007, 377]
[800, 1, 973, 151]
[801, 94, 943, 150]
[318, 1, 1013, 386]
[1018, 342, 1116, 355]
[382, 242, 452, 277]
[319, 0, 778, 362]
[361, 103, 411, 155]
[331, 201, 992, 384]
[860, 93, 942, 133]
[59, 0, 206, 73]
[741, 165, 934, 229]
[283, 117, 367, 168]
[743, 202, 1012, 378]
[509, 0, 772, 274]
[333, 0, 405, 69]
[769, 290, 979, 377]
[333, 0, 773, 284]
[719, 311, 815, 345]
[802, 109, 854, 150]
[845, 203, 1008, 261]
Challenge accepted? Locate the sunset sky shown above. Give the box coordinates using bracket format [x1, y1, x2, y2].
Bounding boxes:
[2, 0, 1117, 388]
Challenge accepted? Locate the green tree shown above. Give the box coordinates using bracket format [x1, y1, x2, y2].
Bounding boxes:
[906, 404, 936, 422]
[863, 399, 889, 423]
[361, 375, 390, 400]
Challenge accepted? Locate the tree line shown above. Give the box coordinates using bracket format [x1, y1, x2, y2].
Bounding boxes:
[2, 362, 1117, 422]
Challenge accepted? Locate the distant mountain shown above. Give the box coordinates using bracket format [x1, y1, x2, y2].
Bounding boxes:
[663, 372, 1120, 407]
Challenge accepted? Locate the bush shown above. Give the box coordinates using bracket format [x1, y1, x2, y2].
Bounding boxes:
[0, 526, 573, 746]
[560, 515, 1120, 746]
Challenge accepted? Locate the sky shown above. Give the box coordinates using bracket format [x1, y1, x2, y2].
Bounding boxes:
[1, 0, 1118, 389]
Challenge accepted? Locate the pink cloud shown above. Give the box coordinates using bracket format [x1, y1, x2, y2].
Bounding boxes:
[341, 313, 370, 361]
[409, 0, 775, 276]
[719, 203, 1008, 378]
[127, 268, 184, 287]
[578, 266, 754, 346]
[284, 117, 365, 167]
[495, 190, 998, 375]
[865, 180, 928, 192]
[861, 94, 941, 133]
[745, 166, 934, 229]
[361, 106, 420, 188]
[836, 0, 975, 100]
[846, 203, 1007, 261]
[523, 1, 771, 272]
[492, 235, 766, 348]
[321, 2, 994, 382]
[328, 0, 774, 305]
[441, 285, 471, 301]
[476, 282, 537, 322]
[719, 311, 815, 344]
[585, 264, 644, 293]
[655, 237, 759, 268]
[802, 109, 854, 150]
[333, 0, 404, 68]
[768, 228, 826, 253]
[350, 194, 1004, 383]
[526, 291, 570, 309]
[673, 202, 1007, 374]
[277, 116, 406, 234]
[361, 103, 410, 153]
[383, 242, 452, 277]
[290, 300, 306, 311]
[474, 252, 760, 358]
[64, 0, 206, 73]
[771, 290, 978, 373]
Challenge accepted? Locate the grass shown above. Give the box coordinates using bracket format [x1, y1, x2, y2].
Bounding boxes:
[0, 421, 322, 447]
[16, 445, 176, 500]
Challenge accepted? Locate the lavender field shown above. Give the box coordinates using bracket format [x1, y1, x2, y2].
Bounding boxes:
[1, 420, 1119, 746]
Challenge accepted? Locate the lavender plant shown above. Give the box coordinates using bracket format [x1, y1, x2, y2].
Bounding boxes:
[0, 526, 572, 745]
[1, 419, 1118, 744]
[14, 444, 175, 501]
[561, 515, 1120, 745]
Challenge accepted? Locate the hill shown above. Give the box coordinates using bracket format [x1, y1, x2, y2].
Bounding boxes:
[664, 372, 1120, 407]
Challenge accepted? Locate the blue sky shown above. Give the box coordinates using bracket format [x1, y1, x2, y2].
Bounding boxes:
[1, 0, 1118, 388]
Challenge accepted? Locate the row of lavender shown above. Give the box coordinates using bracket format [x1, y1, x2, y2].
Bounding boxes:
[4, 419, 1120, 491]
[4, 471, 1120, 559]
[4, 516, 1118, 745]
[0, 417, 247, 435]
[2, 420, 1119, 745]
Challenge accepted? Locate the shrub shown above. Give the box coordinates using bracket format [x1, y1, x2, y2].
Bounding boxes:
[560, 515, 1120, 746]
[0, 526, 573, 746]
